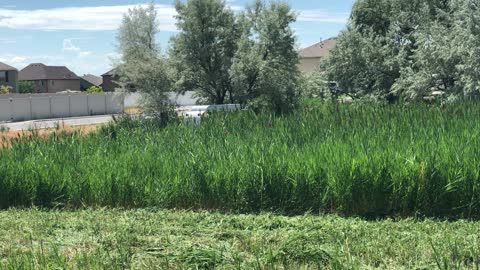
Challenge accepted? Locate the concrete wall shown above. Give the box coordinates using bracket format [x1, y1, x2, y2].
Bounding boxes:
[0, 93, 124, 122]
[0, 70, 18, 93]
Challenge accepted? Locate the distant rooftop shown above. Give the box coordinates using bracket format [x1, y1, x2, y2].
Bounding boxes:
[0, 62, 17, 71]
[299, 37, 337, 59]
[102, 69, 117, 77]
[19, 63, 79, 81]
[81, 74, 102, 86]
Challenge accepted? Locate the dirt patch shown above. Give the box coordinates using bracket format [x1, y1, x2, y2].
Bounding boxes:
[125, 107, 142, 114]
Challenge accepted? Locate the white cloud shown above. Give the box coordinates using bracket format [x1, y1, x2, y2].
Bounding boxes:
[0, 55, 28, 68]
[0, 4, 178, 32]
[62, 39, 91, 58]
[297, 10, 349, 24]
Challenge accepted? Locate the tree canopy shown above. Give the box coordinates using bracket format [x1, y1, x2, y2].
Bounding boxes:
[116, 2, 172, 113]
[327, 0, 480, 102]
[171, 0, 300, 113]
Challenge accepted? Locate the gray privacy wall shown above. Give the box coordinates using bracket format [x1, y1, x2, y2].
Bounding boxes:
[0, 93, 124, 122]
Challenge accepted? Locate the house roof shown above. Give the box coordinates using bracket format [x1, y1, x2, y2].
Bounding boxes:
[0, 62, 17, 71]
[102, 69, 117, 76]
[299, 37, 337, 59]
[81, 74, 102, 86]
[19, 63, 80, 81]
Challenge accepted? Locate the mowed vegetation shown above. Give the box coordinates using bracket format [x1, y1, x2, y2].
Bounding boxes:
[1, 209, 479, 269]
[1, 101, 480, 218]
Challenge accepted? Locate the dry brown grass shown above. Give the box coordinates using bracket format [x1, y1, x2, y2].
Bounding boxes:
[0, 123, 103, 148]
[125, 107, 142, 114]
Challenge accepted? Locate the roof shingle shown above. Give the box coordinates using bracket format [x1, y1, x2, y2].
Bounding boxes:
[0, 62, 17, 71]
[81, 74, 102, 86]
[19, 63, 80, 81]
[299, 37, 337, 59]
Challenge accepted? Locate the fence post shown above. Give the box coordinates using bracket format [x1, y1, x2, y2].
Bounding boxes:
[104, 94, 107, 115]
[29, 96, 33, 120]
[49, 96, 52, 119]
[9, 98, 13, 122]
[86, 94, 90, 116]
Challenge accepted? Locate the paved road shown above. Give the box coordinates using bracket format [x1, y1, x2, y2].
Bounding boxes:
[0, 115, 117, 131]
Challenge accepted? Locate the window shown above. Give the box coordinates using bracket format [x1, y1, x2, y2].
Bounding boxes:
[0, 71, 5, 82]
[51, 80, 54, 86]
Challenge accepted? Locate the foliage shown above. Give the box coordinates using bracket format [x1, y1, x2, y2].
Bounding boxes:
[300, 72, 331, 100]
[2, 102, 480, 218]
[18, 81, 34, 94]
[171, 0, 300, 113]
[115, 2, 173, 114]
[1, 209, 479, 269]
[231, 0, 300, 113]
[326, 0, 480, 102]
[0, 85, 12, 94]
[171, 0, 239, 104]
[85, 86, 104, 93]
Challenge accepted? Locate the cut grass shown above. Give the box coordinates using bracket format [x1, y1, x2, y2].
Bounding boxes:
[0, 209, 479, 269]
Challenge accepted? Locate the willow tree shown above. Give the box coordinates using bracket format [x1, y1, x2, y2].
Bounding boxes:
[327, 0, 479, 102]
[170, 0, 300, 112]
[170, 0, 239, 104]
[116, 2, 172, 113]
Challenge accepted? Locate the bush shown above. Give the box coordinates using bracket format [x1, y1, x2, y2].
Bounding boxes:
[18, 81, 34, 94]
[0, 85, 12, 94]
[301, 72, 331, 100]
[85, 86, 104, 93]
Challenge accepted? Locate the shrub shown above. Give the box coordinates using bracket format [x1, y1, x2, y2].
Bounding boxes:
[0, 85, 12, 94]
[18, 81, 34, 94]
[85, 86, 104, 93]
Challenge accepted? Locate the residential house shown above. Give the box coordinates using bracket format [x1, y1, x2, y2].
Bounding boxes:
[81, 74, 102, 91]
[101, 69, 120, 92]
[0, 62, 18, 93]
[19, 63, 80, 93]
[298, 37, 337, 73]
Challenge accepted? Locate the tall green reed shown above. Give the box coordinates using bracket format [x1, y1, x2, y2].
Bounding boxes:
[0, 102, 479, 218]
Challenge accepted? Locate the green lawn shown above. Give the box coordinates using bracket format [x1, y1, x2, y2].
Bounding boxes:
[0, 209, 479, 269]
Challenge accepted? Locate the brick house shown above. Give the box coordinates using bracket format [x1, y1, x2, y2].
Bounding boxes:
[298, 37, 337, 73]
[101, 69, 120, 92]
[0, 62, 18, 93]
[19, 63, 80, 93]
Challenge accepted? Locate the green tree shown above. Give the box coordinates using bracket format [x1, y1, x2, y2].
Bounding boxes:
[18, 81, 34, 94]
[171, 0, 240, 104]
[300, 72, 331, 100]
[171, 0, 299, 112]
[116, 2, 172, 113]
[230, 0, 300, 113]
[454, 0, 480, 97]
[326, 0, 471, 102]
[85, 86, 104, 93]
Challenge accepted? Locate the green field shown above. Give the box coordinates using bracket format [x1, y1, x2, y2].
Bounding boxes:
[0, 209, 479, 269]
[1, 101, 480, 218]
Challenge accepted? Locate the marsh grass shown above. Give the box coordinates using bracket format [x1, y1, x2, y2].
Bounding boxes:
[1, 102, 480, 218]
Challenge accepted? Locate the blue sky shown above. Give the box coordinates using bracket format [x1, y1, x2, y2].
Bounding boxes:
[0, 0, 354, 76]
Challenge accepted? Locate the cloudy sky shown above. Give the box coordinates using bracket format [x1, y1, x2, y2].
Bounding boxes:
[0, 0, 355, 76]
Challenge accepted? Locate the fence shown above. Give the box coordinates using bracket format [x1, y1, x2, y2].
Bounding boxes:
[0, 93, 124, 122]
